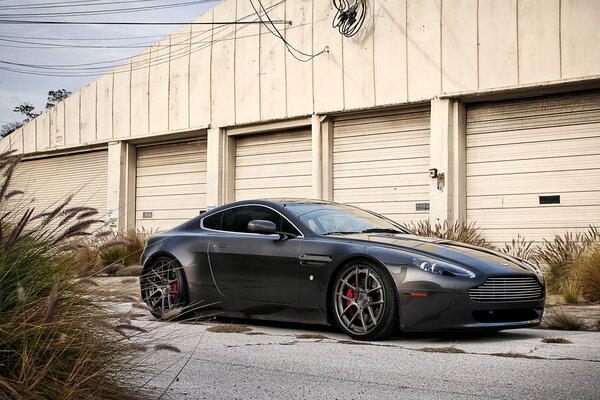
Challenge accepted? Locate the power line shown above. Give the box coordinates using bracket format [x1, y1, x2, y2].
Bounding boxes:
[249, 0, 326, 63]
[0, 0, 221, 18]
[0, 0, 183, 11]
[0, 19, 288, 25]
[0, 1, 294, 76]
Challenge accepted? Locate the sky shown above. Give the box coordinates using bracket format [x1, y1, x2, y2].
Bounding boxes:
[0, 0, 221, 126]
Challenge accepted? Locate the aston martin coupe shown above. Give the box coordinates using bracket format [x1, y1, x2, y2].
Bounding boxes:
[140, 199, 545, 340]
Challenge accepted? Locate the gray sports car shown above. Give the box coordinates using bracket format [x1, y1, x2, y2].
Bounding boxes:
[140, 199, 545, 340]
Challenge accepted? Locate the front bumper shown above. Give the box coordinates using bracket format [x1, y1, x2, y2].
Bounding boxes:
[398, 289, 544, 331]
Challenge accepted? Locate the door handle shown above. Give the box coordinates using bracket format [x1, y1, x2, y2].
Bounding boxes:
[213, 243, 230, 249]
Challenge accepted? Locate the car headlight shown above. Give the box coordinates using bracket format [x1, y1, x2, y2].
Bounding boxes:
[411, 257, 476, 279]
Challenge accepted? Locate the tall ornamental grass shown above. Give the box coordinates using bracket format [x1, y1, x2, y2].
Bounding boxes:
[0, 151, 146, 400]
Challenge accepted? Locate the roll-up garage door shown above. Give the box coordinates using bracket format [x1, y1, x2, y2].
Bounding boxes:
[136, 139, 207, 231]
[234, 128, 312, 200]
[11, 150, 108, 222]
[332, 106, 431, 224]
[466, 91, 600, 245]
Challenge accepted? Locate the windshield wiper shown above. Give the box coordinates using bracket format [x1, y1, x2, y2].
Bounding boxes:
[322, 231, 359, 236]
[361, 228, 403, 234]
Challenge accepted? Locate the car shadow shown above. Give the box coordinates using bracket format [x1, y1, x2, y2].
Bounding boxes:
[185, 316, 540, 343]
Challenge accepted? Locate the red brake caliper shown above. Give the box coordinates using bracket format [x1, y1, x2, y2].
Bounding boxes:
[171, 282, 177, 301]
[346, 282, 356, 317]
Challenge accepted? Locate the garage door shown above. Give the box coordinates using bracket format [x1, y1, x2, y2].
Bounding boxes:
[136, 139, 207, 231]
[11, 150, 108, 223]
[234, 128, 312, 200]
[466, 91, 600, 244]
[332, 106, 431, 224]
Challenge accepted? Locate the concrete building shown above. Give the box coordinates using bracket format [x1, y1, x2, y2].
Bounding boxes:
[3, 0, 600, 246]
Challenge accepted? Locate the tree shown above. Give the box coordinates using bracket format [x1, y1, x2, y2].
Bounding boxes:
[0, 121, 23, 138]
[1, 89, 72, 138]
[13, 102, 40, 120]
[46, 89, 71, 109]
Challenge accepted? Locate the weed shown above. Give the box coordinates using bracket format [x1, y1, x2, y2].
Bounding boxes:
[542, 337, 572, 344]
[544, 308, 585, 331]
[405, 220, 494, 249]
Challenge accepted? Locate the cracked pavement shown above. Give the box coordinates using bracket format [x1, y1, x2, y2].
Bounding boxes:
[123, 311, 600, 400]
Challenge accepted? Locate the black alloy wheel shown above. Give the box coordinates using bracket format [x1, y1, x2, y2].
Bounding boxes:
[332, 260, 398, 340]
[141, 256, 188, 319]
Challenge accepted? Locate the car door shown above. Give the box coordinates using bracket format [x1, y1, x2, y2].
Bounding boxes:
[206, 205, 302, 305]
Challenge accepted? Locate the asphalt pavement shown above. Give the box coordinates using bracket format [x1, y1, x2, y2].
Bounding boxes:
[126, 314, 600, 400]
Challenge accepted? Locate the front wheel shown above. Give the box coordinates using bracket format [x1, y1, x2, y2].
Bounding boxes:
[140, 256, 189, 319]
[332, 260, 398, 340]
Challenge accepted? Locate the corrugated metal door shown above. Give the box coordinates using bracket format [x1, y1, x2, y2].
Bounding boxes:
[11, 150, 108, 220]
[136, 139, 207, 231]
[466, 91, 600, 244]
[234, 128, 312, 200]
[332, 106, 431, 224]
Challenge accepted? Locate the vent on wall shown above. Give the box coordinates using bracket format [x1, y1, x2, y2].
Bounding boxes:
[415, 203, 430, 212]
[539, 195, 560, 205]
[142, 211, 153, 219]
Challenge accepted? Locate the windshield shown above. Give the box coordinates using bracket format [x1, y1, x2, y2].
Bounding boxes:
[284, 203, 411, 236]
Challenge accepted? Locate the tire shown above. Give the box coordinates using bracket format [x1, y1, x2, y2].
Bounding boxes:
[140, 256, 189, 319]
[331, 260, 398, 341]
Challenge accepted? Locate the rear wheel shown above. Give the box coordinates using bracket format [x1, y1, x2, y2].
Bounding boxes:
[332, 260, 398, 340]
[140, 256, 189, 319]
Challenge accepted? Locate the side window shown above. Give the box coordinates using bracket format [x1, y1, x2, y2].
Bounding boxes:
[202, 212, 223, 230]
[281, 217, 301, 236]
[212, 205, 301, 235]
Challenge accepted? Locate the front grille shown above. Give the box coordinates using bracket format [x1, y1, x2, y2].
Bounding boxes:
[469, 277, 544, 302]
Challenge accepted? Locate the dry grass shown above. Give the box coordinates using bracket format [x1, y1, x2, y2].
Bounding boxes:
[0, 150, 148, 399]
[542, 337, 572, 344]
[535, 227, 600, 292]
[492, 352, 543, 360]
[560, 278, 583, 304]
[544, 308, 585, 331]
[115, 265, 143, 277]
[405, 220, 494, 249]
[0, 150, 186, 399]
[207, 324, 252, 334]
[119, 227, 154, 266]
[501, 235, 537, 261]
[574, 246, 600, 302]
[296, 333, 330, 340]
[419, 347, 466, 354]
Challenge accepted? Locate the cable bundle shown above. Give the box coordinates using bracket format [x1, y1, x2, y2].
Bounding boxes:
[332, 0, 367, 38]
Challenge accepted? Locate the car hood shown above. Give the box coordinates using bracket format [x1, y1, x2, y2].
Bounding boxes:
[330, 233, 536, 276]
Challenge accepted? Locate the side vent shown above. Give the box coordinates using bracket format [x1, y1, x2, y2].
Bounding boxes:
[415, 203, 430, 212]
[539, 195, 560, 205]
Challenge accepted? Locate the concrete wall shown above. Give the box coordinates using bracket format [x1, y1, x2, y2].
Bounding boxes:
[3, 0, 600, 155]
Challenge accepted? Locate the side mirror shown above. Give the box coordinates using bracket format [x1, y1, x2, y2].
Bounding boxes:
[247, 220, 277, 235]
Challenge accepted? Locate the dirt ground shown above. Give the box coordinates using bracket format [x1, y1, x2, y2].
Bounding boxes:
[93, 277, 600, 332]
[542, 295, 600, 331]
